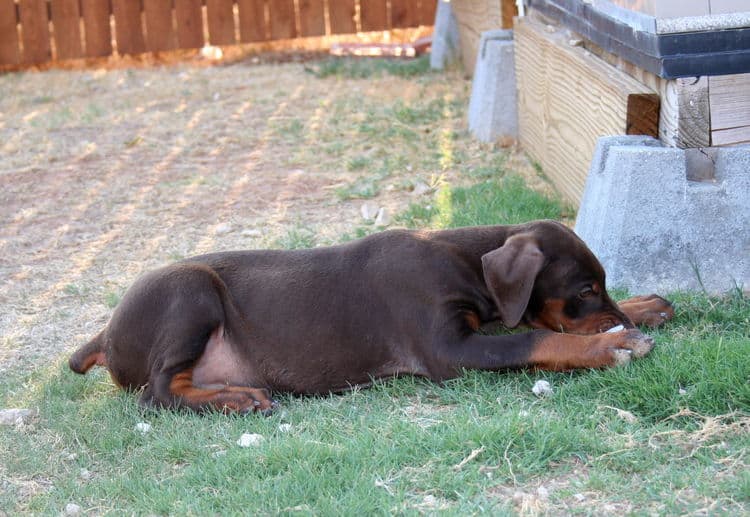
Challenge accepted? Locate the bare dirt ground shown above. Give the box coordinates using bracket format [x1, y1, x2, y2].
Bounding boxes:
[0, 56, 540, 376]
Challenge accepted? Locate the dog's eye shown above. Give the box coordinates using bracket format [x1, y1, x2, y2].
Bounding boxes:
[578, 286, 594, 299]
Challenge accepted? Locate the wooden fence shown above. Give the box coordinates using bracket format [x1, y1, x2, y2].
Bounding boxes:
[0, 0, 436, 66]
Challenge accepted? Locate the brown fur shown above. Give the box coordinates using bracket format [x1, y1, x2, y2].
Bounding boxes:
[69, 221, 673, 414]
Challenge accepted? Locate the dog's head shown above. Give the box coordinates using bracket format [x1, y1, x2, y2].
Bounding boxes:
[481, 220, 632, 334]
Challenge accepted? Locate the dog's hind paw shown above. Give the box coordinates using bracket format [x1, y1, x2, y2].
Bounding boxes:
[618, 295, 674, 328]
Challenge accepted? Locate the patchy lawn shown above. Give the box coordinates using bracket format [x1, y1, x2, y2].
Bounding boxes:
[1, 57, 747, 515]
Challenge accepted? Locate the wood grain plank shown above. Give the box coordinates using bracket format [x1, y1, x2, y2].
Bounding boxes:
[50, 0, 83, 60]
[144, 0, 176, 52]
[451, 0, 502, 75]
[206, 0, 236, 46]
[712, 125, 750, 146]
[19, 0, 51, 64]
[626, 93, 660, 137]
[658, 76, 710, 148]
[174, 0, 204, 49]
[238, 0, 267, 42]
[515, 16, 657, 205]
[112, 0, 146, 55]
[269, 0, 296, 40]
[708, 73, 750, 131]
[81, 0, 112, 57]
[360, 0, 388, 31]
[0, 0, 20, 65]
[299, 0, 325, 37]
[328, 0, 356, 34]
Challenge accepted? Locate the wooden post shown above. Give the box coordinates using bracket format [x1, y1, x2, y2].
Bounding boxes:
[174, 0, 204, 49]
[50, 0, 83, 60]
[19, 0, 51, 64]
[0, 0, 20, 65]
[81, 0, 112, 57]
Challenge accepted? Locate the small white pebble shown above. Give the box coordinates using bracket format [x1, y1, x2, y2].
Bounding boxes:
[678, 388, 687, 395]
[214, 223, 232, 235]
[606, 324, 625, 333]
[79, 469, 91, 480]
[574, 493, 586, 502]
[0, 408, 36, 426]
[360, 202, 380, 221]
[532, 380, 553, 397]
[375, 207, 390, 226]
[237, 433, 264, 447]
[134, 422, 151, 434]
[278, 423, 292, 433]
[65, 503, 82, 515]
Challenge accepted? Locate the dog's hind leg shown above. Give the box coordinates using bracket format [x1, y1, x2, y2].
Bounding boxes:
[134, 265, 276, 415]
[617, 294, 674, 327]
[144, 367, 277, 415]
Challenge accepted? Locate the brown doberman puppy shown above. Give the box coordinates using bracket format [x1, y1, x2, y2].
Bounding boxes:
[69, 220, 674, 414]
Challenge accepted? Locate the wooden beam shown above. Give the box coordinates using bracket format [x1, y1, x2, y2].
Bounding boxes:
[515, 15, 658, 205]
[709, 73, 750, 130]
[657, 76, 710, 148]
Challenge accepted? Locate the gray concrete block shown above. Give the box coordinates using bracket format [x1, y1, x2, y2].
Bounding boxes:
[430, 0, 460, 70]
[468, 30, 517, 144]
[575, 136, 750, 294]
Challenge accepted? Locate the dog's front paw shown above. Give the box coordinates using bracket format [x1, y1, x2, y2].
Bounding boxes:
[590, 329, 654, 368]
[618, 294, 674, 328]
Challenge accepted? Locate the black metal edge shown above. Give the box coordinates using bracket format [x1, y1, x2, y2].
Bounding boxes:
[525, 0, 750, 78]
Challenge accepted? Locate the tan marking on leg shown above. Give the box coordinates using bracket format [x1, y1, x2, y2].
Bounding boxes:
[527, 330, 654, 371]
[169, 369, 274, 413]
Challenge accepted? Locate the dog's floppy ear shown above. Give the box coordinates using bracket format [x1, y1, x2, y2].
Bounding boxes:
[481, 234, 545, 327]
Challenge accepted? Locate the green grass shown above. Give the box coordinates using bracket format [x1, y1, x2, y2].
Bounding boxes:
[306, 55, 433, 79]
[2, 65, 748, 514]
[2, 176, 747, 515]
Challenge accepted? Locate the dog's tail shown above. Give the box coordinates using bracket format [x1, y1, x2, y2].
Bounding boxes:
[69, 331, 107, 374]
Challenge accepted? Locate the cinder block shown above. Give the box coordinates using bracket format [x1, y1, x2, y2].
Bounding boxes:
[468, 29, 517, 144]
[575, 136, 750, 294]
[430, 0, 460, 70]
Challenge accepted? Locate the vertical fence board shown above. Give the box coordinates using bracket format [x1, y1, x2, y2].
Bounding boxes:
[174, 0, 204, 49]
[206, 0, 235, 45]
[112, 0, 146, 55]
[299, 0, 325, 37]
[417, 0, 436, 25]
[19, 0, 51, 63]
[0, 0, 20, 65]
[81, 0, 112, 57]
[269, 0, 295, 39]
[360, 0, 388, 31]
[144, 0, 175, 52]
[391, 0, 420, 28]
[238, 0, 266, 42]
[50, 0, 83, 59]
[328, 0, 355, 34]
